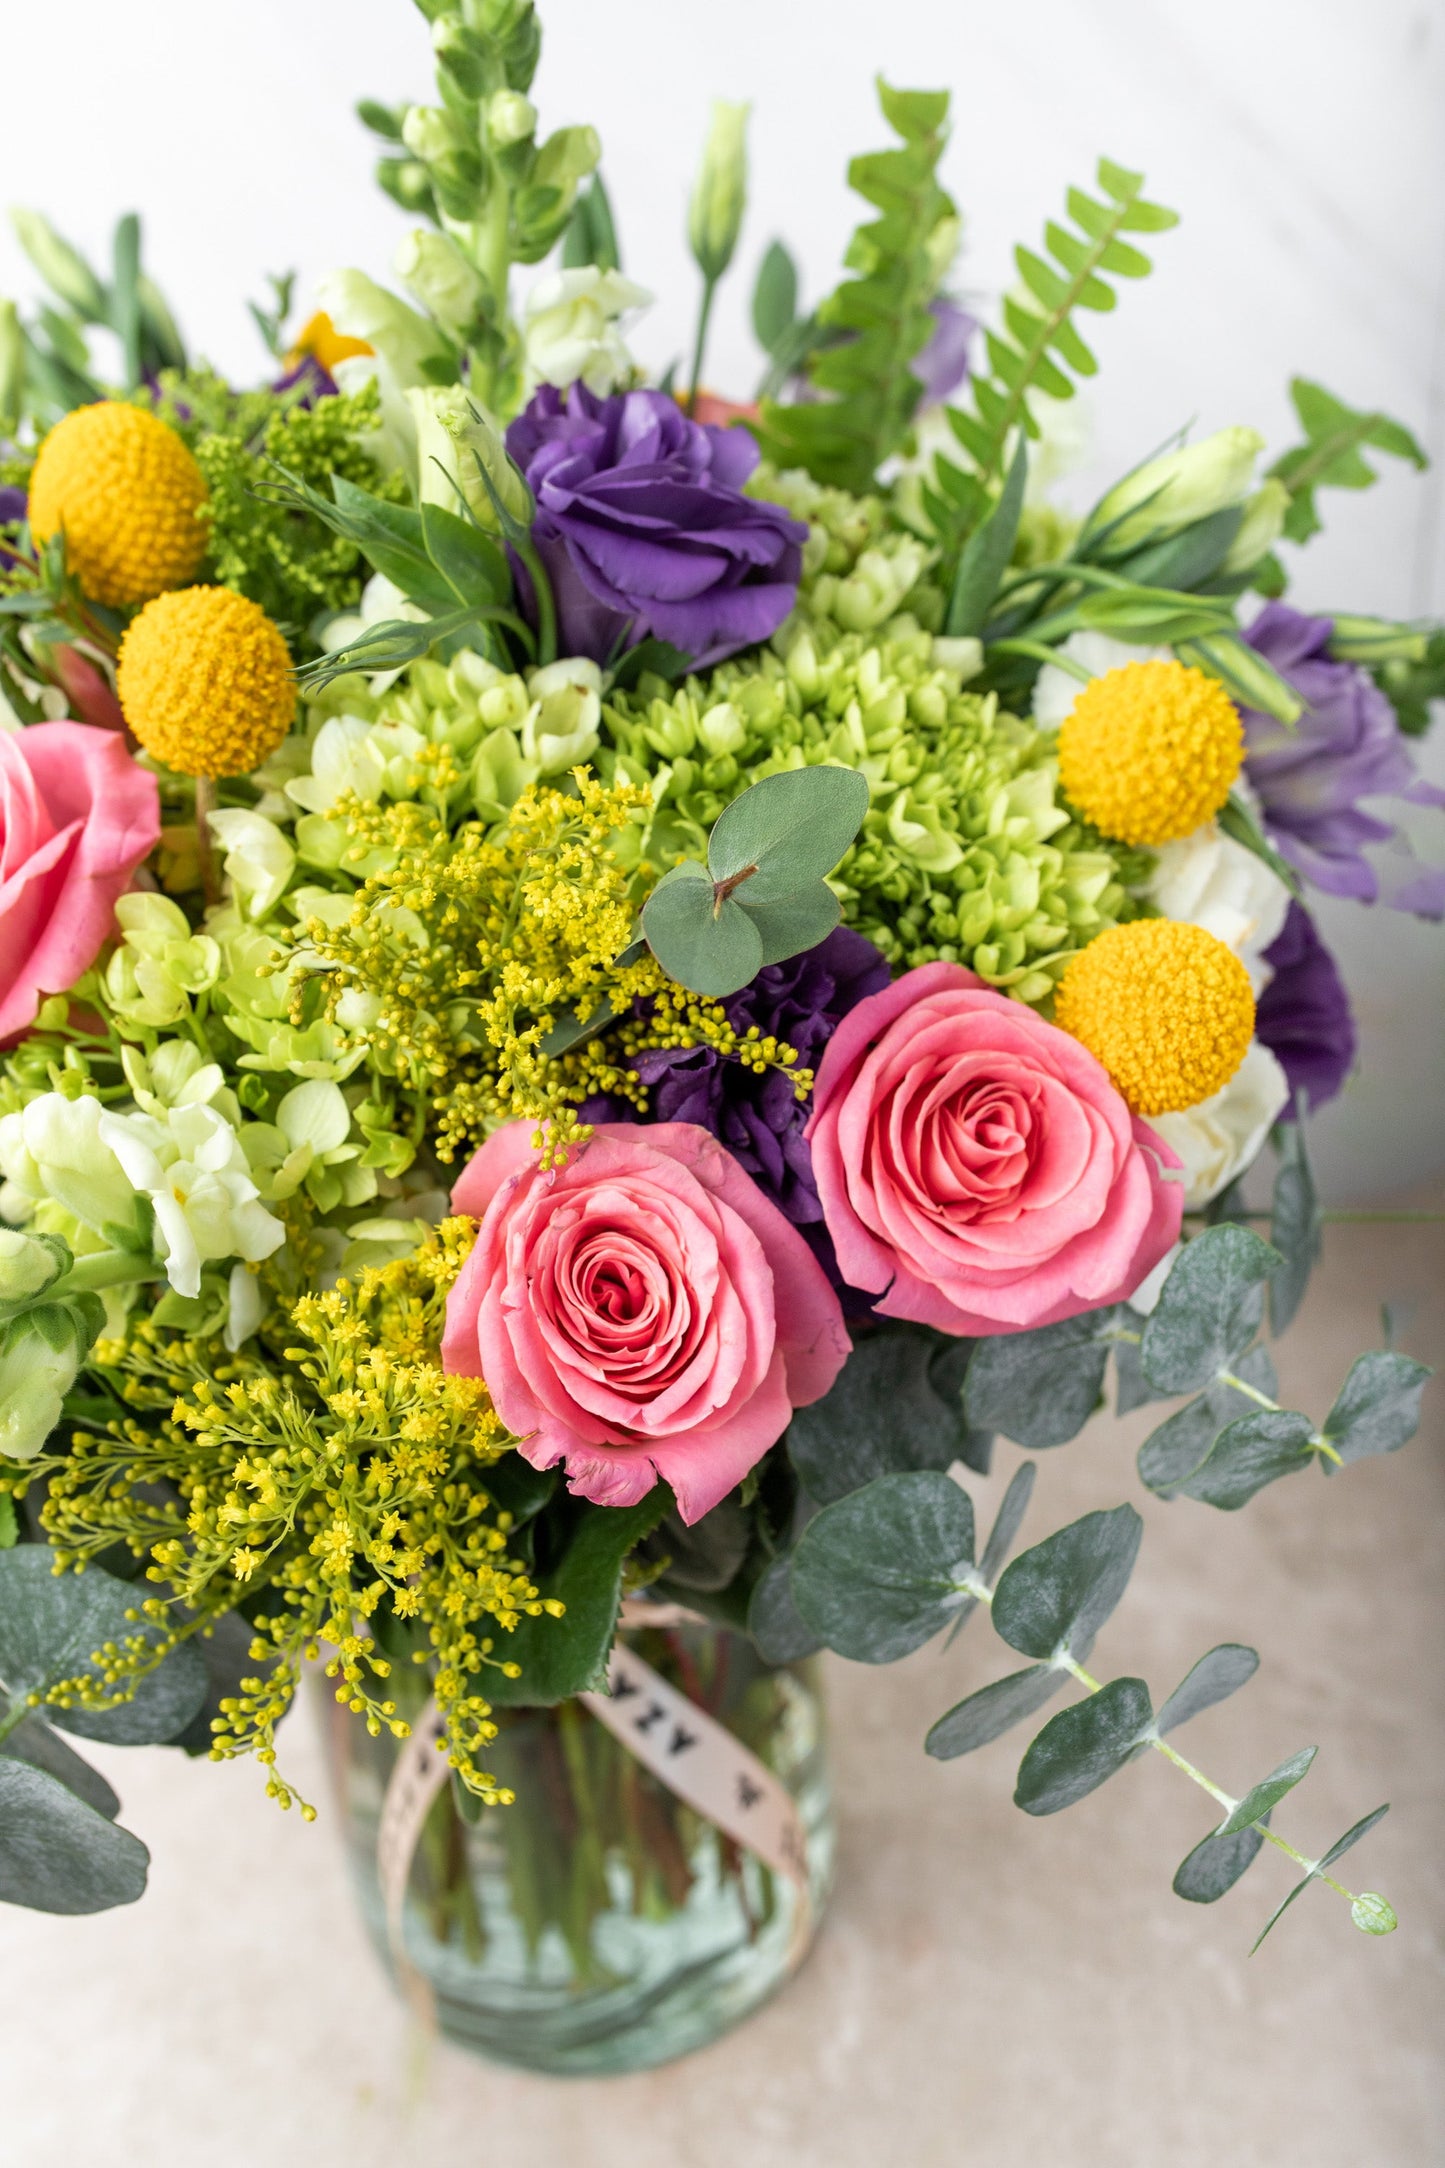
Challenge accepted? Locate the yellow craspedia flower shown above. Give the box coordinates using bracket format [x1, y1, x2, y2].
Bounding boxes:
[1055, 918, 1255, 1116]
[28, 402, 207, 608]
[1058, 659, 1244, 846]
[117, 585, 295, 778]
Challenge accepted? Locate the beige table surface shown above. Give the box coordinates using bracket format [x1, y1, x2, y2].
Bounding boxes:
[3, 1214, 1442, 2168]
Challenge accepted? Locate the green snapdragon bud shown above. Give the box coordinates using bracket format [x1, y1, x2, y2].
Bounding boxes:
[0, 1308, 88, 1461]
[0, 1227, 67, 1307]
[688, 101, 750, 284]
[1219, 478, 1289, 576]
[9, 209, 107, 320]
[486, 89, 538, 150]
[394, 229, 487, 339]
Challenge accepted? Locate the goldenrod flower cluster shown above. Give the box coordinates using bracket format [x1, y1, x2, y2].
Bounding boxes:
[118, 584, 295, 777]
[1058, 659, 1244, 846]
[15, 1225, 557, 1808]
[1055, 918, 1256, 1115]
[28, 400, 208, 606]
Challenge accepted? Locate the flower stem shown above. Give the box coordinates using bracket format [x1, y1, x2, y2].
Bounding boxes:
[686, 277, 718, 418]
[194, 774, 220, 908]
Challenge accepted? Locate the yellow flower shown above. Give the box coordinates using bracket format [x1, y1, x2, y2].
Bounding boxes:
[117, 585, 295, 778]
[1059, 659, 1243, 846]
[1054, 918, 1255, 1115]
[284, 310, 374, 375]
[28, 401, 207, 607]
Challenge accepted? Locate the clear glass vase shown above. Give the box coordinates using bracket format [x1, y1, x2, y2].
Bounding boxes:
[318, 1619, 834, 2075]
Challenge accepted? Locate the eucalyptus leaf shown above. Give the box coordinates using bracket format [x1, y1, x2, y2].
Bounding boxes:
[0, 1549, 207, 1746]
[1014, 1677, 1154, 1815]
[978, 1461, 1037, 1587]
[787, 1327, 975, 1505]
[991, 1504, 1142, 1662]
[1268, 1119, 1321, 1335]
[747, 1554, 823, 1665]
[640, 860, 764, 997]
[1156, 1643, 1259, 1737]
[791, 1471, 975, 1663]
[1, 1716, 119, 1820]
[1320, 1350, 1431, 1470]
[1175, 1408, 1314, 1511]
[1140, 1225, 1281, 1395]
[965, 1307, 1124, 1449]
[1251, 1804, 1390, 1953]
[0, 1758, 148, 1915]
[1173, 1814, 1269, 1904]
[1217, 1746, 1317, 1836]
[1113, 1329, 1172, 1416]
[752, 240, 800, 355]
[706, 765, 869, 903]
[485, 1491, 670, 1707]
[745, 885, 843, 967]
[925, 1661, 1063, 1760]
[1136, 1345, 1280, 1497]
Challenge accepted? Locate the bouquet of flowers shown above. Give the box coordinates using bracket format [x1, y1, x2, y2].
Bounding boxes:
[0, 0, 1437, 2074]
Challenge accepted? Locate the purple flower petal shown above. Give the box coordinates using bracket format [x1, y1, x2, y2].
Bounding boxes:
[1255, 901, 1357, 1114]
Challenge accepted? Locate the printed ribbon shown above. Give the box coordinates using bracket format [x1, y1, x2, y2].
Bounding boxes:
[375, 1605, 815, 2006]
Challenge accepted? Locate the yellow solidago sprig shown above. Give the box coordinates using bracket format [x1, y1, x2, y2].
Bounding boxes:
[300, 769, 662, 1166]
[15, 1222, 557, 1809]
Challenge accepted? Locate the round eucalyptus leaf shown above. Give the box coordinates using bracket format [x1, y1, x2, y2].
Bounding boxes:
[786, 1328, 971, 1505]
[1014, 1676, 1154, 1816]
[1173, 1814, 1269, 1905]
[1140, 1224, 1281, 1395]
[965, 1309, 1122, 1449]
[0, 1547, 207, 1746]
[1137, 1347, 1279, 1498]
[640, 860, 763, 997]
[1321, 1350, 1431, 1470]
[1, 1718, 120, 1820]
[791, 1471, 974, 1663]
[0, 1758, 148, 1915]
[746, 1554, 823, 1665]
[706, 766, 869, 902]
[745, 884, 842, 969]
[991, 1504, 1142, 1663]
[925, 1661, 1062, 1761]
[1155, 1643, 1259, 1737]
[1175, 1410, 1314, 1512]
[1218, 1745, 1316, 1836]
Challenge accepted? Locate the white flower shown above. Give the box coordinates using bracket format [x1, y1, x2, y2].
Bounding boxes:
[0, 1093, 136, 1233]
[207, 808, 296, 921]
[521, 266, 652, 396]
[1087, 427, 1266, 553]
[393, 228, 486, 341]
[1146, 1042, 1290, 1210]
[318, 269, 451, 478]
[1031, 631, 1170, 730]
[119, 1041, 233, 1122]
[523, 657, 601, 774]
[225, 1262, 267, 1354]
[1145, 823, 1292, 991]
[286, 715, 388, 816]
[97, 1103, 284, 1300]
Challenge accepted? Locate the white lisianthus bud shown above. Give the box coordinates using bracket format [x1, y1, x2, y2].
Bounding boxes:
[521, 266, 652, 396]
[1219, 478, 1290, 576]
[406, 384, 530, 531]
[1146, 1041, 1291, 1209]
[688, 100, 750, 284]
[1088, 427, 1266, 553]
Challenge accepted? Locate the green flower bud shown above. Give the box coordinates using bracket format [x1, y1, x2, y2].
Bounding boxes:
[0, 300, 22, 430]
[394, 228, 487, 339]
[1326, 615, 1430, 666]
[406, 384, 531, 531]
[10, 209, 107, 320]
[688, 101, 750, 284]
[1219, 478, 1290, 575]
[1088, 427, 1266, 554]
[0, 1226, 67, 1306]
[1351, 1892, 1397, 1937]
[531, 125, 601, 195]
[0, 1308, 87, 1460]
[486, 89, 538, 150]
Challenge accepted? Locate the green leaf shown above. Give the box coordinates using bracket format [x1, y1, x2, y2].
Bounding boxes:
[965, 1306, 1124, 1449]
[1175, 1408, 1315, 1511]
[1270, 377, 1426, 547]
[747, 1553, 823, 1665]
[297, 603, 490, 692]
[1, 1716, 119, 1820]
[1320, 1350, 1431, 1470]
[640, 860, 763, 998]
[418, 499, 508, 605]
[752, 240, 800, 355]
[110, 212, 143, 390]
[1218, 793, 1303, 899]
[1174, 631, 1304, 725]
[0, 1757, 148, 1915]
[1156, 1643, 1259, 1736]
[0, 1549, 207, 1746]
[786, 1327, 976, 1505]
[1114, 1330, 1172, 1417]
[745, 885, 843, 968]
[991, 1504, 1142, 1662]
[485, 1490, 671, 1706]
[926, 1662, 1063, 1760]
[1217, 1746, 1317, 1836]
[1173, 1816, 1269, 1904]
[1107, 507, 1244, 593]
[1014, 1676, 1154, 1815]
[1251, 1804, 1390, 1953]
[977, 1460, 1037, 1587]
[706, 765, 869, 902]
[1268, 1119, 1321, 1332]
[1136, 1345, 1279, 1496]
[791, 1470, 975, 1663]
[1140, 1224, 1281, 1395]
[946, 437, 1028, 638]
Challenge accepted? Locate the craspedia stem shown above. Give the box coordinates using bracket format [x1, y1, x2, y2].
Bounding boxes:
[195, 774, 220, 908]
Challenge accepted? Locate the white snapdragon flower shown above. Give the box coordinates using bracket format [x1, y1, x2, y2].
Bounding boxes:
[1146, 1042, 1290, 1209]
[97, 1103, 285, 1300]
[1032, 631, 1170, 730]
[0, 1093, 136, 1232]
[1145, 824, 1291, 991]
[521, 266, 652, 396]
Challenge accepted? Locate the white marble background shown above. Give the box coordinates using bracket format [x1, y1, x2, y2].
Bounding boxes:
[1, 0, 1442, 1200]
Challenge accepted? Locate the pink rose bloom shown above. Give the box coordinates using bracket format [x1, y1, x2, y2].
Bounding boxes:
[0, 721, 161, 1042]
[805, 962, 1183, 1335]
[442, 1120, 850, 1524]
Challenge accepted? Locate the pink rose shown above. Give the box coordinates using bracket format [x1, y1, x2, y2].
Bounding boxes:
[442, 1120, 850, 1524]
[0, 721, 160, 1042]
[805, 962, 1183, 1335]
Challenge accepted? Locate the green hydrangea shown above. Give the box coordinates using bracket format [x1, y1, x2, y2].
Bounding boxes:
[602, 617, 1143, 1004]
[753, 462, 947, 635]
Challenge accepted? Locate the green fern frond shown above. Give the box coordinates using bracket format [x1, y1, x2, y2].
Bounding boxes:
[1269, 377, 1427, 545]
[749, 81, 956, 494]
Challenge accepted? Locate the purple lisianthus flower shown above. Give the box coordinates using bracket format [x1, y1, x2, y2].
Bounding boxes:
[505, 382, 807, 669]
[1255, 901, 1357, 1115]
[0, 485, 27, 573]
[583, 926, 890, 1299]
[271, 352, 337, 406]
[1242, 601, 1445, 917]
[913, 299, 977, 410]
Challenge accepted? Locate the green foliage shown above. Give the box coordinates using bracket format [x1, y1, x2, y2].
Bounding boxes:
[991, 1504, 1141, 1663]
[964, 1305, 1129, 1450]
[1138, 1224, 1280, 1395]
[0, 1757, 148, 1915]
[1155, 1644, 1258, 1735]
[0, 1546, 207, 1746]
[1173, 1818, 1269, 1904]
[1, 1714, 119, 1819]
[1216, 1746, 1317, 1837]
[746, 1552, 822, 1666]
[791, 1470, 975, 1663]
[1320, 1351, 1432, 1470]
[486, 1492, 670, 1706]
[1373, 626, 1445, 738]
[1251, 1805, 1390, 1952]
[1269, 378, 1427, 546]
[1014, 1675, 1154, 1815]
[8, 206, 187, 424]
[944, 438, 1028, 638]
[786, 1327, 985, 1505]
[926, 1663, 1063, 1760]
[1136, 1349, 1280, 1495]
[641, 766, 869, 997]
[749, 83, 956, 492]
[561, 175, 621, 272]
